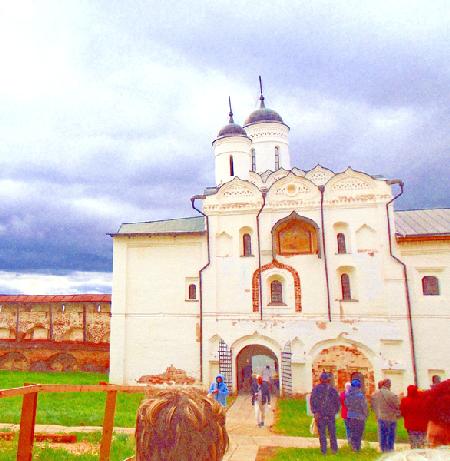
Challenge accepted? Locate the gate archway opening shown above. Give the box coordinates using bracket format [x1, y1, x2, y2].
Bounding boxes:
[236, 344, 279, 395]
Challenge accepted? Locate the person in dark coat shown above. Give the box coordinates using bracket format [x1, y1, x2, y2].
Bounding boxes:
[310, 372, 340, 455]
[400, 385, 428, 448]
[345, 379, 368, 452]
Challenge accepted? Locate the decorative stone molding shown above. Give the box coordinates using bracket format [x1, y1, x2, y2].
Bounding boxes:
[252, 259, 302, 312]
[331, 178, 371, 191]
[305, 165, 335, 186]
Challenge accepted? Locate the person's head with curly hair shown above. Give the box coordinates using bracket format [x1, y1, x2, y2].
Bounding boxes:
[135, 389, 229, 461]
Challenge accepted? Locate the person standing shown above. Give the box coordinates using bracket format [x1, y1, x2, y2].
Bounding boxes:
[252, 375, 268, 427]
[310, 372, 340, 455]
[262, 365, 272, 405]
[371, 379, 401, 452]
[345, 379, 368, 452]
[340, 381, 351, 443]
[208, 373, 229, 407]
[400, 385, 428, 448]
[423, 378, 450, 447]
[430, 375, 441, 389]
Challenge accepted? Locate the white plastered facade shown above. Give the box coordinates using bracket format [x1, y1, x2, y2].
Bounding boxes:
[110, 103, 449, 395]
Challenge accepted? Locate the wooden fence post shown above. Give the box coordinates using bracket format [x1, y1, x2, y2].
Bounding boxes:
[99, 390, 117, 461]
[17, 389, 38, 461]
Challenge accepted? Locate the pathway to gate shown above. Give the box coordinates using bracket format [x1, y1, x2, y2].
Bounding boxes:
[223, 395, 399, 461]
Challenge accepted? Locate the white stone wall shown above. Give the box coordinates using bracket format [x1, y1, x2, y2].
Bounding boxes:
[244, 122, 290, 172]
[398, 239, 450, 388]
[110, 235, 205, 384]
[213, 136, 252, 184]
[111, 167, 449, 394]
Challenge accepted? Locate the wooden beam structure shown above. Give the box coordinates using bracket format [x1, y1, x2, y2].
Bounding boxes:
[0, 382, 203, 459]
[99, 390, 117, 461]
[17, 387, 38, 461]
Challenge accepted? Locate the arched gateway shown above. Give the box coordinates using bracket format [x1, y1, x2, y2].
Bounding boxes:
[236, 344, 279, 394]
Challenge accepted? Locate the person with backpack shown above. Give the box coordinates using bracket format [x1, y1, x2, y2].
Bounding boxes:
[310, 372, 341, 455]
[345, 379, 368, 451]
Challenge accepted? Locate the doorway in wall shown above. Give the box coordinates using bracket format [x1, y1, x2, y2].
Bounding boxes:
[236, 345, 279, 394]
[312, 344, 375, 395]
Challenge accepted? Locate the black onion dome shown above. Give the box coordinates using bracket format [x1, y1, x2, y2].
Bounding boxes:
[217, 122, 247, 138]
[244, 77, 285, 126]
[216, 96, 248, 139]
[244, 106, 283, 125]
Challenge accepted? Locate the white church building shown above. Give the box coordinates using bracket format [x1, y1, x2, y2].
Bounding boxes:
[110, 85, 449, 395]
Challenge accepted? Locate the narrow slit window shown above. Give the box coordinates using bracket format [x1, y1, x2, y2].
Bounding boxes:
[229, 155, 234, 176]
[188, 284, 197, 300]
[422, 276, 439, 296]
[271, 280, 283, 304]
[341, 273, 351, 300]
[243, 233, 252, 256]
[275, 146, 280, 170]
[337, 233, 346, 254]
[251, 148, 256, 172]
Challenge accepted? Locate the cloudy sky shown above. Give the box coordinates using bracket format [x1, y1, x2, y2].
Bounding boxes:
[0, 0, 449, 294]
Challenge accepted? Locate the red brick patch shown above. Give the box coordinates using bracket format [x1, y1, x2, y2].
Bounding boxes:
[252, 259, 302, 312]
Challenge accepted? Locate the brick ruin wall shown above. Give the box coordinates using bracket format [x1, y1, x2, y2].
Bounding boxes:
[312, 344, 375, 395]
[0, 302, 110, 373]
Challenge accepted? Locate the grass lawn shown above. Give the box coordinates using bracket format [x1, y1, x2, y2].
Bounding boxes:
[0, 371, 144, 427]
[273, 398, 408, 443]
[259, 446, 380, 461]
[0, 431, 135, 461]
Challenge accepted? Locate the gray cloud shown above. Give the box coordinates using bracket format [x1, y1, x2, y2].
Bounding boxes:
[0, 0, 448, 288]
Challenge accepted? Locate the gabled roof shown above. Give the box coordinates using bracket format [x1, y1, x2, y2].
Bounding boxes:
[0, 294, 111, 303]
[395, 208, 450, 237]
[112, 216, 206, 236]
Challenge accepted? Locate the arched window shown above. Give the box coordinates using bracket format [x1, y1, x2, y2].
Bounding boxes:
[229, 155, 234, 176]
[341, 273, 351, 300]
[275, 146, 280, 170]
[272, 213, 319, 256]
[188, 284, 197, 300]
[337, 233, 346, 254]
[243, 233, 252, 256]
[270, 280, 283, 304]
[251, 148, 256, 172]
[422, 276, 439, 296]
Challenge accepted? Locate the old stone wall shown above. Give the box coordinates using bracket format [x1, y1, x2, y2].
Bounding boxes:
[0, 295, 111, 373]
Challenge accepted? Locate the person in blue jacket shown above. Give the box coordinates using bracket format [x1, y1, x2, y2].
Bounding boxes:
[345, 379, 368, 452]
[209, 373, 229, 407]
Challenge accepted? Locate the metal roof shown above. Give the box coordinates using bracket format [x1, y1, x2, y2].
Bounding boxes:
[113, 209, 450, 238]
[0, 294, 111, 303]
[114, 216, 206, 236]
[395, 209, 450, 237]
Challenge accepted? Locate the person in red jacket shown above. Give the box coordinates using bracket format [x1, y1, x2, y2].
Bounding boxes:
[400, 385, 428, 448]
[423, 378, 450, 447]
[340, 381, 351, 442]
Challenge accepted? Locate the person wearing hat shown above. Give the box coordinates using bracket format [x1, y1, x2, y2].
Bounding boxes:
[371, 379, 401, 452]
[345, 379, 368, 451]
[310, 372, 341, 455]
